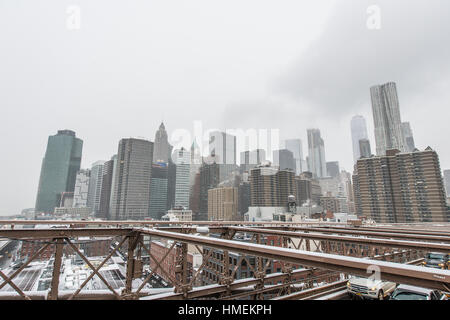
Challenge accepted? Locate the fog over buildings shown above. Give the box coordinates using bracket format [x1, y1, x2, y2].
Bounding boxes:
[1, 0, 450, 215]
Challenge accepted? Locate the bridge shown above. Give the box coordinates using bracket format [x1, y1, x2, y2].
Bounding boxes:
[0, 220, 448, 300]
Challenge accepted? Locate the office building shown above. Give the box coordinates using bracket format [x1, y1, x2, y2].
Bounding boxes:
[86, 161, 105, 215]
[35, 130, 83, 214]
[326, 161, 340, 178]
[240, 149, 266, 174]
[149, 162, 169, 220]
[98, 156, 116, 220]
[273, 149, 296, 172]
[173, 148, 191, 208]
[401, 122, 416, 152]
[199, 161, 221, 217]
[351, 115, 369, 163]
[153, 122, 170, 163]
[72, 169, 90, 208]
[359, 139, 372, 159]
[110, 138, 153, 220]
[307, 129, 327, 178]
[284, 139, 305, 175]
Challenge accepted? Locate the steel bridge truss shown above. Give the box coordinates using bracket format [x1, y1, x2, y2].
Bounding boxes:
[0, 221, 449, 300]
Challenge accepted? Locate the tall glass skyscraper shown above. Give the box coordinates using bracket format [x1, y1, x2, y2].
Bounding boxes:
[174, 148, 191, 209]
[307, 129, 327, 178]
[351, 115, 369, 163]
[110, 138, 153, 220]
[35, 130, 83, 213]
[370, 82, 406, 156]
[284, 139, 304, 175]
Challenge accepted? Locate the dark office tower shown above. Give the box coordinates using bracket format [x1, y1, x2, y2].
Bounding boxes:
[307, 129, 327, 178]
[238, 181, 251, 219]
[149, 162, 169, 220]
[370, 82, 406, 155]
[359, 139, 372, 159]
[166, 155, 177, 211]
[273, 149, 296, 172]
[199, 162, 220, 217]
[110, 138, 153, 220]
[401, 122, 416, 152]
[98, 156, 116, 220]
[353, 148, 448, 223]
[165, 157, 176, 210]
[35, 130, 83, 214]
[190, 172, 201, 214]
[326, 161, 340, 178]
[153, 122, 170, 163]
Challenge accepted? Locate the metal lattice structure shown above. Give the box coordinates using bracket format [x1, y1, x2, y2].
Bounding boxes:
[0, 220, 449, 300]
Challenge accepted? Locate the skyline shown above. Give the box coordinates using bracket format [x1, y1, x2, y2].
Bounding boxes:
[2, 0, 450, 215]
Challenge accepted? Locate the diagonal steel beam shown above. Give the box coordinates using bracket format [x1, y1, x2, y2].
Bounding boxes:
[0, 270, 30, 300]
[136, 241, 177, 293]
[68, 236, 128, 300]
[65, 238, 121, 299]
[0, 242, 51, 290]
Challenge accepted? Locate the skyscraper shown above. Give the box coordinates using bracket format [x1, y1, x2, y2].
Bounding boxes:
[86, 160, 105, 215]
[240, 149, 266, 174]
[307, 129, 327, 178]
[149, 162, 169, 220]
[359, 139, 372, 158]
[199, 161, 220, 217]
[284, 139, 304, 174]
[326, 161, 340, 178]
[209, 131, 236, 165]
[370, 82, 406, 156]
[72, 169, 90, 209]
[98, 156, 116, 220]
[273, 149, 296, 172]
[350, 115, 369, 163]
[153, 122, 170, 163]
[110, 138, 153, 220]
[35, 130, 83, 214]
[209, 131, 237, 182]
[174, 148, 191, 208]
[401, 122, 416, 152]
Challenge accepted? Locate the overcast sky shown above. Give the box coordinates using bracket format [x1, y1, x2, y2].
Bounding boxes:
[1, 0, 450, 216]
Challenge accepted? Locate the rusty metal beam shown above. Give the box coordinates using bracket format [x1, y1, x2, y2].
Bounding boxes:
[136, 228, 450, 291]
[0, 228, 134, 239]
[248, 226, 450, 242]
[226, 227, 450, 252]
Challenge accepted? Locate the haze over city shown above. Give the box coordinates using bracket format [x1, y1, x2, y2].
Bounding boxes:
[1, 0, 450, 216]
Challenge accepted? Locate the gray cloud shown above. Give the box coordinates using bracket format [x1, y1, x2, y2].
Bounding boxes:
[273, 0, 450, 116]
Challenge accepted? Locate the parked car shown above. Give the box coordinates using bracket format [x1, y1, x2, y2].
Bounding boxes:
[347, 276, 396, 300]
[390, 285, 448, 300]
[423, 252, 449, 270]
